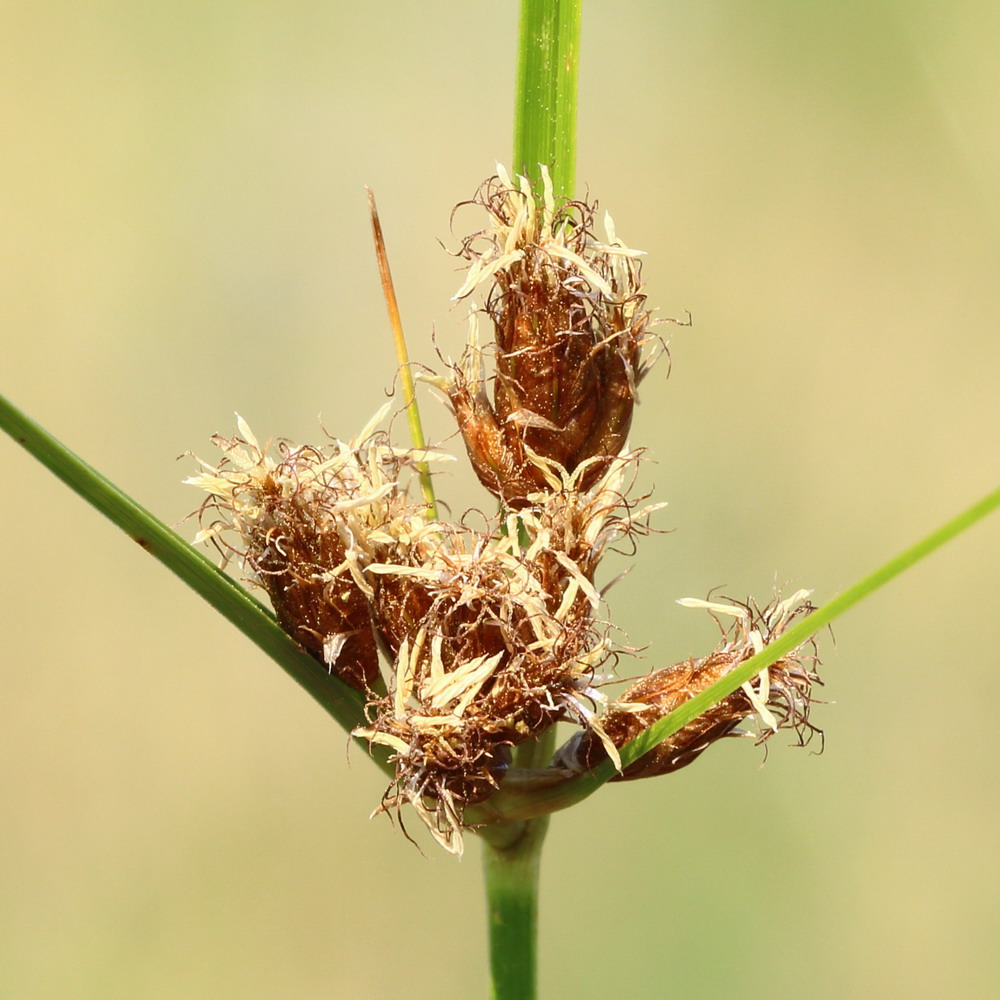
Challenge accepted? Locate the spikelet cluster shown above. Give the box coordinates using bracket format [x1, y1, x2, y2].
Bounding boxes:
[359, 452, 663, 849]
[188, 168, 821, 853]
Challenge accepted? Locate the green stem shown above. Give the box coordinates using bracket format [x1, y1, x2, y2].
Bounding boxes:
[478, 2, 583, 996]
[470, 484, 1000, 824]
[0, 392, 392, 774]
[514, 0, 582, 198]
[481, 817, 550, 1000]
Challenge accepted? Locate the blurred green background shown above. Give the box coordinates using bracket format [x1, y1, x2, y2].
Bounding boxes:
[2, 2, 998, 997]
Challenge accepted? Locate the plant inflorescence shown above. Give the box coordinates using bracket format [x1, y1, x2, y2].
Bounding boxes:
[187, 167, 821, 853]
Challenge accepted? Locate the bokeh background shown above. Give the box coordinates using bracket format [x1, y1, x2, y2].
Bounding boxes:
[2, 2, 998, 997]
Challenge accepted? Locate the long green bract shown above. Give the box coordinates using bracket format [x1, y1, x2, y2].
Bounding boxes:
[0, 391, 389, 770]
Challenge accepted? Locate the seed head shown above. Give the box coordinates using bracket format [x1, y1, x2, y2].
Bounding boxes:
[186, 407, 439, 692]
[356, 454, 650, 852]
[555, 591, 822, 780]
[185, 173, 826, 855]
[438, 166, 656, 505]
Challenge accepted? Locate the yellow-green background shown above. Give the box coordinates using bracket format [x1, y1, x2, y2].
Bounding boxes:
[2, 2, 998, 997]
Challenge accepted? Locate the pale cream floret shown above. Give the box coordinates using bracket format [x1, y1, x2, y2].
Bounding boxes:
[451, 164, 645, 307]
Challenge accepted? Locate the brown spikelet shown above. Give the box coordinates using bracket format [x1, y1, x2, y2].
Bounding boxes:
[249, 494, 379, 693]
[356, 456, 649, 851]
[440, 166, 657, 506]
[185, 410, 436, 693]
[556, 592, 822, 780]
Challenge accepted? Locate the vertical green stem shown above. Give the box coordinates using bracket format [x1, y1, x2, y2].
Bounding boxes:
[514, 0, 582, 198]
[481, 817, 551, 1000]
[480, 1, 583, 997]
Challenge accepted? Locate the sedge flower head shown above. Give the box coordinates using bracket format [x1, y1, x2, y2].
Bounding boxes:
[437, 165, 659, 506]
[186, 170, 824, 854]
